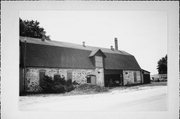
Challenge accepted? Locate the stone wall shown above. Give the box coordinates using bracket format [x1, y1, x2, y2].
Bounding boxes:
[24, 67, 102, 92]
[123, 70, 141, 85]
[71, 69, 96, 84]
[25, 68, 41, 92]
[24, 68, 142, 92]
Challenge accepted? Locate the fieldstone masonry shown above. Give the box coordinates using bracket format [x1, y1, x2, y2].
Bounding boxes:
[25, 67, 100, 92]
[25, 68, 141, 92]
[123, 70, 141, 85]
[72, 69, 96, 84]
[25, 68, 41, 92]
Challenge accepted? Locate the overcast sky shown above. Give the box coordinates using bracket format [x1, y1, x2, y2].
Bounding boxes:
[20, 10, 167, 75]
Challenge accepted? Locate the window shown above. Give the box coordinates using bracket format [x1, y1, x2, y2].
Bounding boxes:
[87, 76, 91, 83]
[86, 75, 96, 84]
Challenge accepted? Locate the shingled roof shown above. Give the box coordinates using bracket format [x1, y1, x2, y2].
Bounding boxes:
[20, 37, 141, 70]
[89, 49, 106, 58]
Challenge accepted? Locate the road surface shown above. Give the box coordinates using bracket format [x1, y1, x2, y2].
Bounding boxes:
[19, 86, 167, 111]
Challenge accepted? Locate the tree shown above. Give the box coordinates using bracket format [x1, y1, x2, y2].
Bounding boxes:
[157, 55, 167, 74]
[19, 18, 50, 40]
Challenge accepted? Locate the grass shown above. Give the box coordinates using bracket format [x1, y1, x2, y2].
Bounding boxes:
[108, 81, 167, 92]
[20, 81, 167, 97]
[21, 83, 109, 97]
[65, 83, 109, 96]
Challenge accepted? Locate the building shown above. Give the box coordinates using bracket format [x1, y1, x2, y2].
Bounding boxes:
[20, 36, 149, 94]
[142, 69, 151, 84]
[151, 74, 167, 82]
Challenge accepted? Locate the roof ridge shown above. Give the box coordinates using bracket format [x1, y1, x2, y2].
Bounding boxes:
[20, 36, 132, 56]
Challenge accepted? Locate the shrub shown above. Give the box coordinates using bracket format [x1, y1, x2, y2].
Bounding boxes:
[66, 85, 75, 92]
[66, 79, 72, 86]
[54, 74, 66, 85]
[75, 83, 108, 93]
[40, 75, 54, 93]
[72, 80, 79, 86]
[51, 83, 66, 93]
[40, 75, 74, 93]
[66, 79, 75, 92]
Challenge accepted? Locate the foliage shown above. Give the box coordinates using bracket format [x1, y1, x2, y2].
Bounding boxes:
[19, 18, 50, 40]
[157, 55, 167, 74]
[72, 80, 79, 85]
[40, 75, 74, 93]
[40, 75, 55, 93]
[54, 74, 66, 85]
[74, 83, 108, 93]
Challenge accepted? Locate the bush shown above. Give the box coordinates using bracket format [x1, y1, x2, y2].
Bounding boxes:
[66, 79, 72, 86]
[51, 83, 66, 93]
[54, 74, 66, 85]
[72, 80, 78, 85]
[74, 83, 108, 93]
[66, 85, 75, 92]
[66, 79, 75, 92]
[40, 75, 54, 93]
[40, 75, 74, 93]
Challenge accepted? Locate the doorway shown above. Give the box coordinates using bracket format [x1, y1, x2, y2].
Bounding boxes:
[105, 74, 123, 87]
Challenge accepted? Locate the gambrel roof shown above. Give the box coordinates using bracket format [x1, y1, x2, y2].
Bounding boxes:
[20, 36, 141, 70]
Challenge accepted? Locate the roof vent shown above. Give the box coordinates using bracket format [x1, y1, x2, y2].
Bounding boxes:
[110, 45, 114, 50]
[82, 41, 86, 47]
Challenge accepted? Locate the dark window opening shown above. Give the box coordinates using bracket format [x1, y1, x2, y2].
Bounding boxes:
[86, 75, 96, 84]
[87, 76, 91, 83]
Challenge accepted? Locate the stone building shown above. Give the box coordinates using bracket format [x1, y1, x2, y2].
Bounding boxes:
[20, 36, 148, 94]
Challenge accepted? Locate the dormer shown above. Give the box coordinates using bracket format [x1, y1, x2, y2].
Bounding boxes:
[89, 49, 106, 68]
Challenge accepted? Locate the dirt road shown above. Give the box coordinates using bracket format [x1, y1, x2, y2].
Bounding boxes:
[19, 85, 167, 111]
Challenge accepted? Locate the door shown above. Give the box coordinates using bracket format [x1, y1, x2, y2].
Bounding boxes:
[67, 70, 72, 80]
[91, 75, 96, 85]
[134, 71, 137, 82]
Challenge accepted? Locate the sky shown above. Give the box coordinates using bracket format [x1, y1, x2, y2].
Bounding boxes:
[20, 10, 167, 75]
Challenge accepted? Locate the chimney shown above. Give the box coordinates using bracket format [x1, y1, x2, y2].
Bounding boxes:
[82, 41, 86, 47]
[110, 45, 114, 50]
[114, 37, 118, 50]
